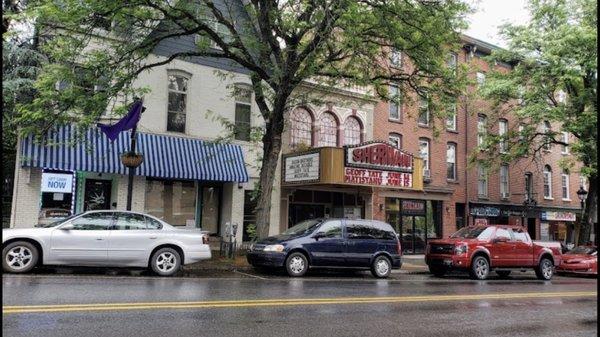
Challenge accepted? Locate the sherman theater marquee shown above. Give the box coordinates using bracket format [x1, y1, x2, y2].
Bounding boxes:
[282, 141, 424, 191]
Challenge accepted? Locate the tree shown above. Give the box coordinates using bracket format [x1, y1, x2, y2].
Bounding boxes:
[19, 0, 469, 238]
[477, 0, 596, 244]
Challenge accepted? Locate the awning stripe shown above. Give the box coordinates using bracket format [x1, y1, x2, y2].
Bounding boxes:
[20, 125, 249, 182]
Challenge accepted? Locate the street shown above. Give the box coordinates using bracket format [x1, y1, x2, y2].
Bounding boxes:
[2, 269, 597, 337]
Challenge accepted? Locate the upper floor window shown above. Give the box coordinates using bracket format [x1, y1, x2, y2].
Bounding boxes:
[389, 133, 402, 149]
[477, 114, 487, 147]
[318, 112, 338, 147]
[290, 107, 313, 147]
[390, 49, 402, 67]
[446, 103, 457, 131]
[389, 85, 401, 120]
[561, 170, 570, 200]
[518, 124, 525, 141]
[543, 165, 553, 199]
[499, 119, 508, 153]
[525, 172, 533, 200]
[419, 138, 430, 171]
[476, 72, 486, 87]
[418, 96, 430, 126]
[234, 84, 252, 141]
[542, 121, 552, 151]
[500, 164, 509, 198]
[446, 142, 456, 181]
[561, 131, 569, 154]
[343, 117, 362, 146]
[478, 164, 488, 197]
[447, 53, 458, 71]
[167, 73, 189, 133]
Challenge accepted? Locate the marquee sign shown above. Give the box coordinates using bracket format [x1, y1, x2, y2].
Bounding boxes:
[283, 152, 320, 183]
[345, 142, 413, 173]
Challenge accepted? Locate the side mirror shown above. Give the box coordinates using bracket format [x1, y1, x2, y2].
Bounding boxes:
[313, 232, 324, 241]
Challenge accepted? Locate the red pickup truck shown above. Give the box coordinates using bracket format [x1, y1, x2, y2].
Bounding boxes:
[425, 225, 562, 280]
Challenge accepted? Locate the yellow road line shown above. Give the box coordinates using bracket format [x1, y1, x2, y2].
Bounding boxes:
[3, 291, 596, 314]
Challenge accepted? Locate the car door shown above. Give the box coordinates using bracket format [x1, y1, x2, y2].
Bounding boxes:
[345, 220, 380, 267]
[488, 227, 513, 267]
[304, 220, 345, 266]
[108, 212, 161, 266]
[511, 228, 534, 267]
[49, 212, 113, 266]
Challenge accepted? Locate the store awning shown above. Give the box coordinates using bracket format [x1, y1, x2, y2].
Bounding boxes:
[20, 125, 249, 182]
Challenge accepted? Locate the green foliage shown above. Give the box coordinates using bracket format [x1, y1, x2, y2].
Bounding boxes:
[245, 223, 258, 242]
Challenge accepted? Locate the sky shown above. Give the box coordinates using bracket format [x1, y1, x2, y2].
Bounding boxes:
[464, 0, 531, 47]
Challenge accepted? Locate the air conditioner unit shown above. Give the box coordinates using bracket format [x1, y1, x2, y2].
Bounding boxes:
[501, 192, 510, 199]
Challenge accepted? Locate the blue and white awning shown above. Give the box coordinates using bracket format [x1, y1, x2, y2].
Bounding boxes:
[20, 125, 249, 182]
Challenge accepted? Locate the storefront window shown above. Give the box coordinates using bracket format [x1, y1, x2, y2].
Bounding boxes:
[39, 170, 75, 225]
[200, 186, 220, 233]
[145, 179, 196, 226]
[385, 198, 441, 254]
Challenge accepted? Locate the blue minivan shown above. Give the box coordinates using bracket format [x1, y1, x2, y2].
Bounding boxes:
[246, 218, 402, 278]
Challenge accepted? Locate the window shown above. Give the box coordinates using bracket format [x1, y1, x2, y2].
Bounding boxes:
[67, 213, 114, 230]
[476, 72, 486, 87]
[543, 165, 553, 199]
[446, 103, 457, 131]
[389, 85, 401, 120]
[561, 131, 569, 154]
[167, 74, 189, 132]
[146, 217, 163, 230]
[234, 84, 252, 141]
[318, 112, 338, 147]
[418, 96, 430, 126]
[447, 53, 457, 71]
[144, 179, 197, 227]
[315, 220, 342, 238]
[389, 133, 402, 149]
[446, 143, 456, 181]
[561, 170, 570, 200]
[511, 228, 529, 242]
[114, 213, 148, 230]
[419, 138, 430, 171]
[343, 117, 362, 145]
[500, 164, 509, 198]
[525, 172, 533, 200]
[518, 124, 525, 141]
[478, 164, 488, 197]
[499, 119, 508, 153]
[477, 114, 487, 147]
[542, 121, 552, 151]
[580, 175, 588, 190]
[290, 107, 313, 147]
[494, 228, 512, 241]
[390, 49, 402, 67]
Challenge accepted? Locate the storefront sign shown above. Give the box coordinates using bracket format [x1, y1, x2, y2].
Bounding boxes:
[344, 168, 412, 188]
[541, 211, 576, 222]
[401, 199, 425, 215]
[41, 173, 73, 193]
[284, 152, 320, 183]
[345, 142, 413, 173]
[470, 206, 501, 217]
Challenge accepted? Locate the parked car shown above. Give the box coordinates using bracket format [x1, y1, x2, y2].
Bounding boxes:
[557, 245, 597, 276]
[2, 210, 211, 276]
[425, 225, 562, 280]
[247, 218, 402, 278]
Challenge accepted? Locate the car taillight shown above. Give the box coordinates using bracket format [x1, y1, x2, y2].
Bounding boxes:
[202, 235, 209, 245]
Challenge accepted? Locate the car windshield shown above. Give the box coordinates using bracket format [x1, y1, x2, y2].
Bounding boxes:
[450, 226, 490, 239]
[282, 219, 325, 236]
[567, 246, 597, 255]
[41, 214, 78, 228]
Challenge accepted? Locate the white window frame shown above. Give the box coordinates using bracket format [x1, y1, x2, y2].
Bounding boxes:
[561, 131, 569, 154]
[233, 83, 252, 141]
[561, 172, 570, 200]
[500, 164, 509, 199]
[419, 138, 430, 171]
[446, 103, 457, 131]
[478, 164, 488, 198]
[499, 119, 508, 153]
[447, 53, 457, 72]
[477, 114, 487, 147]
[388, 85, 401, 121]
[543, 166, 553, 199]
[446, 143, 456, 181]
[166, 71, 191, 133]
[389, 133, 402, 149]
[418, 96, 430, 126]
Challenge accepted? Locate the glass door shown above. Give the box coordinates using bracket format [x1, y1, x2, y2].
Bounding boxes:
[401, 216, 414, 254]
[413, 216, 427, 254]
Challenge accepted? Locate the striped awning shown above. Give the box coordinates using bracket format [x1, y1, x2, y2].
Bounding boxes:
[20, 125, 249, 182]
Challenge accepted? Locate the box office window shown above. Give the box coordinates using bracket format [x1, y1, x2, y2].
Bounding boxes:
[145, 179, 196, 226]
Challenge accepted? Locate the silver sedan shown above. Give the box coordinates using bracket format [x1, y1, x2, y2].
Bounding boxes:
[2, 210, 211, 276]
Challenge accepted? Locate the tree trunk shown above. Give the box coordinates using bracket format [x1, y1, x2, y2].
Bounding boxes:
[577, 175, 597, 245]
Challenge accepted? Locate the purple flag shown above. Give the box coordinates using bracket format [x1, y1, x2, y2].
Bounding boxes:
[97, 100, 143, 141]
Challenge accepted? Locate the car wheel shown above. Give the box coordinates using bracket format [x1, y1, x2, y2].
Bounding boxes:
[429, 265, 447, 277]
[535, 257, 554, 280]
[285, 252, 308, 277]
[496, 270, 511, 278]
[371, 255, 392, 278]
[469, 256, 490, 280]
[2, 241, 39, 273]
[150, 248, 181, 277]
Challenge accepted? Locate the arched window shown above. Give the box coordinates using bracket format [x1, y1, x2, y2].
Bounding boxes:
[318, 112, 338, 147]
[343, 117, 362, 145]
[290, 107, 313, 147]
[543, 165, 553, 199]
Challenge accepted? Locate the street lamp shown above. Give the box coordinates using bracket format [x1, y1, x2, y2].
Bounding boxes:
[576, 185, 588, 245]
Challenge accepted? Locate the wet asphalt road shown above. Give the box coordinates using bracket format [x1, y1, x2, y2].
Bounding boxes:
[2, 268, 597, 337]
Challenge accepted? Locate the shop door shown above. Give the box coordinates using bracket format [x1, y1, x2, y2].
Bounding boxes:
[84, 179, 112, 211]
[400, 216, 414, 254]
[413, 216, 427, 254]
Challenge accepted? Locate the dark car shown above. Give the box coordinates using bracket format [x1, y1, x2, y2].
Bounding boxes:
[246, 218, 402, 278]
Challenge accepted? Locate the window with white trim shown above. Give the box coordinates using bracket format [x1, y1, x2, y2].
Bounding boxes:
[543, 165, 553, 199]
[389, 85, 401, 120]
[447, 53, 457, 72]
[167, 73, 189, 133]
[499, 119, 508, 153]
[418, 96, 430, 126]
[389, 133, 402, 149]
[234, 84, 252, 141]
[518, 124, 525, 141]
[477, 114, 487, 147]
[419, 138, 430, 171]
[478, 164, 488, 197]
[542, 121, 552, 151]
[561, 170, 570, 200]
[446, 143, 456, 181]
[500, 164, 509, 198]
[446, 103, 457, 131]
[561, 131, 569, 154]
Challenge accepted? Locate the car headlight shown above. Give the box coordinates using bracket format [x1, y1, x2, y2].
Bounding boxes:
[454, 244, 468, 255]
[263, 244, 285, 252]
